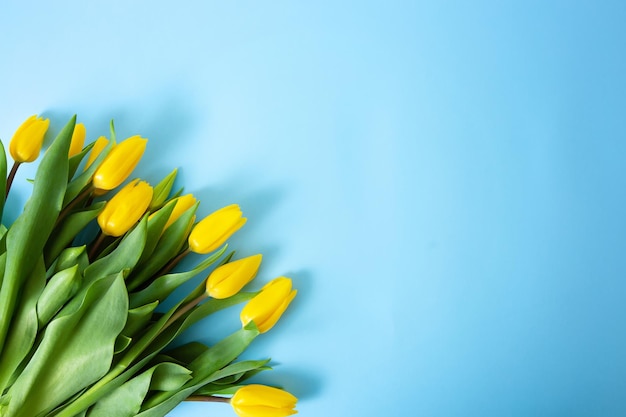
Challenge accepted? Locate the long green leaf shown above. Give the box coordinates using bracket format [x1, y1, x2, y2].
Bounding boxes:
[0, 115, 75, 353]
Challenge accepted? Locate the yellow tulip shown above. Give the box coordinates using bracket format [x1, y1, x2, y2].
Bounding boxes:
[206, 254, 262, 299]
[231, 384, 298, 417]
[188, 204, 246, 254]
[97, 180, 153, 237]
[84, 136, 110, 170]
[9, 114, 50, 163]
[164, 194, 197, 229]
[92, 135, 147, 190]
[240, 277, 296, 333]
[68, 122, 86, 157]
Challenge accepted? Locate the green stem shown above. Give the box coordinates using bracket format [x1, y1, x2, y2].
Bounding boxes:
[185, 395, 230, 403]
[88, 232, 107, 261]
[5, 161, 20, 197]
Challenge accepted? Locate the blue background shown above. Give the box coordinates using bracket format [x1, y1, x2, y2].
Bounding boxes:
[1, 1, 626, 416]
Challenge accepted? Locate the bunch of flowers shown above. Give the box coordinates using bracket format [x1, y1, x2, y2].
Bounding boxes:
[0, 115, 298, 417]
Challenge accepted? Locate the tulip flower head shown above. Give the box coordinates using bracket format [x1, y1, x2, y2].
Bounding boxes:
[231, 384, 298, 417]
[68, 122, 86, 157]
[164, 194, 197, 229]
[9, 114, 50, 163]
[84, 136, 110, 170]
[97, 180, 153, 237]
[93, 135, 147, 191]
[206, 254, 262, 299]
[240, 277, 296, 333]
[188, 204, 246, 254]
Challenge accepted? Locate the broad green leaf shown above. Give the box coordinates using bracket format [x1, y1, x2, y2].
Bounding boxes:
[0, 115, 75, 353]
[6, 272, 128, 417]
[129, 244, 227, 308]
[44, 202, 105, 267]
[126, 203, 198, 291]
[0, 257, 45, 393]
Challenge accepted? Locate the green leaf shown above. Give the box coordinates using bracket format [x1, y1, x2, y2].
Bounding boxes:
[68, 141, 95, 180]
[83, 216, 147, 286]
[86, 362, 190, 417]
[0, 257, 45, 393]
[126, 203, 198, 291]
[129, 244, 227, 308]
[48, 245, 89, 277]
[114, 335, 132, 354]
[149, 168, 178, 211]
[5, 272, 128, 417]
[122, 301, 159, 338]
[162, 342, 208, 364]
[150, 362, 192, 391]
[37, 264, 82, 327]
[44, 202, 105, 267]
[138, 200, 176, 266]
[0, 115, 75, 353]
[63, 135, 113, 207]
[136, 324, 260, 417]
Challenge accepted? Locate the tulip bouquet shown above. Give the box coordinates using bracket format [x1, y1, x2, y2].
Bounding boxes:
[0, 115, 298, 417]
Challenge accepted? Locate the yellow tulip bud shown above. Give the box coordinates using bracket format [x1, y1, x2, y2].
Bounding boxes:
[231, 384, 298, 417]
[188, 204, 246, 254]
[68, 122, 86, 157]
[206, 254, 262, 299]
[240, 277, 296, 333]
[84, 136, 110, 170]
[9, 114, 50, 163]
[97, 180, 153, 237]
[92, 135, 147, 190]
[164, 194, 197, 229]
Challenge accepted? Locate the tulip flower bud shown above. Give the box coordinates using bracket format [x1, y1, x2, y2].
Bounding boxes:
[92, 135, 147, 190]
[240, 277, 296, 333]
[206, 254, 262, 299]
[97, 180, 153, 237]
[68, 122, 86, 157]
[9, 114, 50, 163]
[165, 194, 197, 229]
[188, 204, 246, 254]
[84, 136, 110, 170]
[231, 384, 298, 417]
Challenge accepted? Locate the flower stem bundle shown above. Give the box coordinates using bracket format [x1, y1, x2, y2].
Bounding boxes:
[0, 115, 298, 417]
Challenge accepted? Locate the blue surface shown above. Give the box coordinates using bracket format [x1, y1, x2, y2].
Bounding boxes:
[1, 1, 626, 416]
